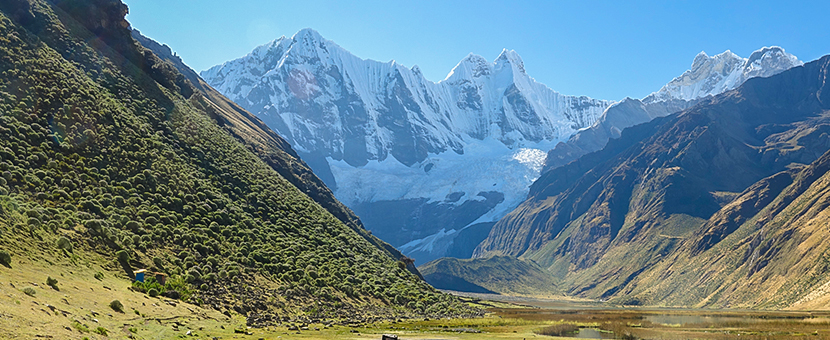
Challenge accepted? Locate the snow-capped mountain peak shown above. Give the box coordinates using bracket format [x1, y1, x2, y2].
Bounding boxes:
[203, 31, 613, 167]
[543, 46, 802, 174]
[692, 51, 710, 69]
[201, 29, 615, 263]
[445, 53, 491, 81]
[293, 27, 323, 42]
[645, 46, 802, 103]
[495, 49, 526, 74]
[744, 46, 801, 77]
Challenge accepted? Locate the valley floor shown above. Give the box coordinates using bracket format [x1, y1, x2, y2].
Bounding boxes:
[1, 248, 828, 340]
[6, 258, 830, 340]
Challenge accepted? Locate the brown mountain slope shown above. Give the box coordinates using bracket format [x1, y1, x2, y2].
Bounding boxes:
[622, 149, 830, 308]
[472, 55, 830, 307]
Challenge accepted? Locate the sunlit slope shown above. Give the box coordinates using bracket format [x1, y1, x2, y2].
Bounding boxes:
[473, 55, 830, 307]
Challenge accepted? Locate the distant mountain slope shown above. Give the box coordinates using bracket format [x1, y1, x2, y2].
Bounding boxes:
[201, 29, 614, 264]
[474, 54, 830, 307]
[419, 256, 559, 297]
[0, 0, 471, 326]
[626, 147, 830, 308]
[543, 48, 802, 173]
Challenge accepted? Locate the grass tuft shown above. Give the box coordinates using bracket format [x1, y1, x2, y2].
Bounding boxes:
[71, 321, 89, 333]
[93, 326, 108, 336]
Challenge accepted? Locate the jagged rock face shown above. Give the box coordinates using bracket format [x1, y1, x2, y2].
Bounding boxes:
[543, 47, 802, 173]
[201, 29, 613, 264]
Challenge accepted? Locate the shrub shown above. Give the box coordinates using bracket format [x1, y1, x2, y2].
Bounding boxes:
[109, 299, 124, 313]
[187, 268, 202, 280]
[94, 272, 104, 280]
[46, 276, 59, 290]
[147, 288, 159, 297]
[116, 250, 130, 264]
[56, 237, 72, 251]
[537, 323, 580, 337]
[27, 217, 41, 227]
[152, 256, 164, 269]
[162, 290, 180, 299]
[23, 287, 36, 297]
[93, 326, 108, 336]
[0, 250, 10, 266]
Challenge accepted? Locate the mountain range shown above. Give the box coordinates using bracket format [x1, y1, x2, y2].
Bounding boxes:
[202, 29, 801, 264]
[466, 53, 830, 308]
[544, 47, 803, 173]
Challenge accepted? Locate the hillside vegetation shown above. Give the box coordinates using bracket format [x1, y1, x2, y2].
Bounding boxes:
[0, 1, 474, 335]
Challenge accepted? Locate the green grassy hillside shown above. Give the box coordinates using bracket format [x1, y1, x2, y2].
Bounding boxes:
[0, 0, 475, 335]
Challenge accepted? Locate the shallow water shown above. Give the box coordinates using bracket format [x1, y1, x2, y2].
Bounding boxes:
[485, 301, 830, 339]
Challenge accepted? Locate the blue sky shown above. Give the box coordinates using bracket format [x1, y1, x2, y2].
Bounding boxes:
[124, 0, 829, 100]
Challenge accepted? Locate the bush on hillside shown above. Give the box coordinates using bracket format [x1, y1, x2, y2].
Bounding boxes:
[23, 287, 36, 297]
[109, 300, 124, 313]
[0, 250, 10, 267]
[116, 250, 130, 265]
[46, 276, 59, 290]
[56, 237, 72, 251]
